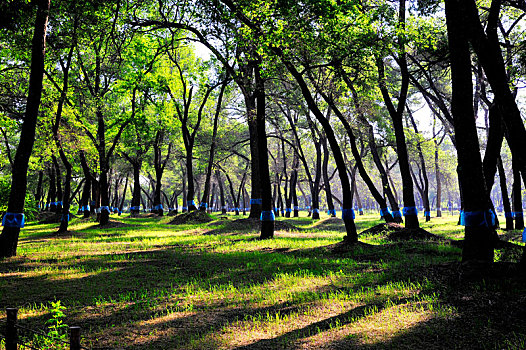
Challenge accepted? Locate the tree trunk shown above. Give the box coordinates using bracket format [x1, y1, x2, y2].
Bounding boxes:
[246, 93, 263, 219]
[497, 157, 513, 230]
[184, 148, 197, 211]
[216, 170, 227, 214]
[0, 0, 50, 257]
[376, 0, 418, 229]
[408, 108, 431, 221]
[282, 61, 358, 241]
[306, 114, 322, 220]
[512, 160, 524, 230]
[445, 0, 495, 262]
[57, 153, 72, 233]
[119, 176, 128, 215]
[52, 156, 63, 214]
[321, 131, 336, 218]
[48, 167, 57, 212]
[434, 120, 443, 218]
[200, 79, 227, 212]
[35, 171, 43, 210]
[130, 161, 142, 216]
[342, 74, 400, 221]
[255, 65, 274, 239]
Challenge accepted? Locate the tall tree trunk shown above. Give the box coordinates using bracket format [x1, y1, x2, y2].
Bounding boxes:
[201, 79, 227, 212]
[255, 64, 274, 239]
[79, 152, 93, 218]
[408, 108, 431, 221]
[306, 114, 322, 220]
[119, 176, 128, 215]
[0, 0, 50, 257]
[48, 167, 57, 212]
[498, 157, 513, 230]
[184, 148, 197, 211]
[310, 69, 395, 224]
[512, 160, 524, 230]
[434, 118, 443, 218]
[246, 94, 262, 218]
[57, 154, 72, 233]
[376, 0, 419, 229]
[182, 168, 188, 212]
[341, 72, 401, 221]
[282, 61, 358, 241]
[210, 183, 216, 213]
[35, 171, 43, 210]
[52, 156, 63, 214]
[130, 161, 142, 216]
[445, 0, 495, 262]
[321, 131, 336, 218]
[216, 170, 227, 214]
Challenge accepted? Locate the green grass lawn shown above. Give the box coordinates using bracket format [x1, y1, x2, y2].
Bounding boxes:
[1, 211, 525, 349]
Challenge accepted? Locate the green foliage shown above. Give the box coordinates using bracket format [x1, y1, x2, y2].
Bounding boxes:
[0, 176, 38, 220]
[32, 300, 69, 350]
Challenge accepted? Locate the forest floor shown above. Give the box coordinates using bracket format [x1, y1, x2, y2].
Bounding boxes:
[0, 211, 525, 349]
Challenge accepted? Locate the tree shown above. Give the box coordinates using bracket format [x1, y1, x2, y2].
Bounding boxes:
[0, 0, 50, 257]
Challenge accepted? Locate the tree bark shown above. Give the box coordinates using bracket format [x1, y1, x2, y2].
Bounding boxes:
[512, 159, 524, 229]
[216, 170, 227, 214]
[497, 157, 513, 230]
[445, 0, 495, 263]
[0, 0, 50, 257]
[255, 64, 274, 239]
[200, 79, 228, 211]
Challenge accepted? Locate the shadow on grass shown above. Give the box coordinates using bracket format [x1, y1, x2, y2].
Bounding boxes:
[2, 230, 525, 349]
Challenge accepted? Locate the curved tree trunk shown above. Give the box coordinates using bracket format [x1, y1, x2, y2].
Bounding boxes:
[282, 61, 358, 242]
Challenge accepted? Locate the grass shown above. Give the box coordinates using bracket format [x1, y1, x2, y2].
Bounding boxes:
[0, 210, 525, 349]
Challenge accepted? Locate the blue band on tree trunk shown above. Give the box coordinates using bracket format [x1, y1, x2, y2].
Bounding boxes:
[460, 210, 496, 227]
[260, 210, 275, 221]
[61, 214, 70, 222]
[250, 198, 262, 205]
[342, 208, 355, 220]
[327, 209, 336, 216]
[187, 200, 195, 207]
[380, 208, 391, 217]
[424, 211, 431, 217]
[131, 206, 140, 210]
[392, 210, 402, 218]
[2, 213, 25, 228]
[312, 208, 320, 213]
[505, 212, 513, 219]
[522, 228, 526, 242]
[199, 203, 208, 209]
[403, 206, 418, 216]
[286, 208, 292, 212]
[100, 206, 110, 212]
[514, 212, 523, 218]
